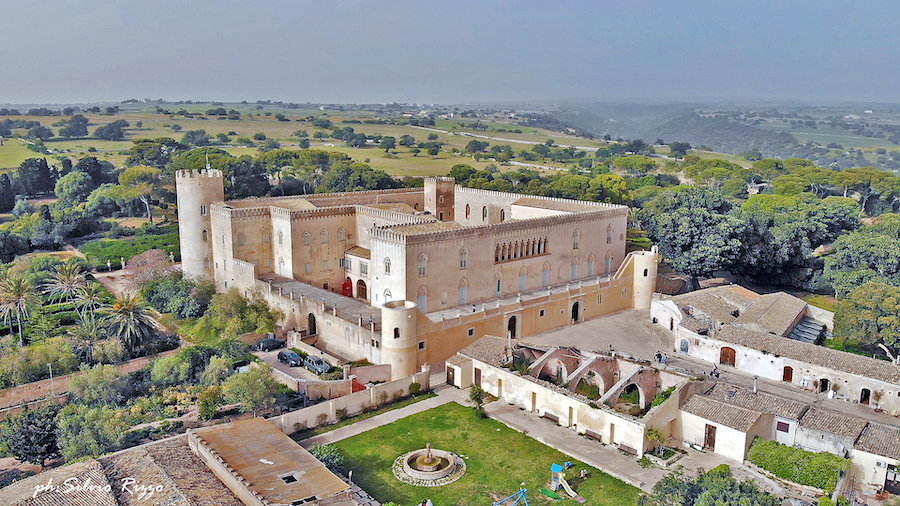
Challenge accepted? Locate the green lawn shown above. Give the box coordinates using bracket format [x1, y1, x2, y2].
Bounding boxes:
[332, 402, 640, 506]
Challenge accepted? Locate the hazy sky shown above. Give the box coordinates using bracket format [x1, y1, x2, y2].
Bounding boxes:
[2, 0, 898, 105]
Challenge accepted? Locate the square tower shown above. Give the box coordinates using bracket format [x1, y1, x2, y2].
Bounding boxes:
[424, 177, 455, 222]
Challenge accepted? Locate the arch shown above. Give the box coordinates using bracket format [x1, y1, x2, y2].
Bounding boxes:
[338, 228, 346, 241]
[278, 257, 285, 276]
[782, 366, 793, 382]
[321, 230, 328, 244]
[393, 327, 400, 339]
[860, 388, 871, 405]
[237, 233, 245, 246]
[482, 206, 487, 220]
[202, 229, 208, 242]
[458, 277, 468, 305]
[418, 254, 428, 276]
[587, 253, 595, 276]
[308, 313, 317, 336]
[542, 261, 550, 287]
[262, 230, 270, 243]
[605, 250, 612, 274]
[203, 257, 210, 270]
[414, 202, 419, 210]
[571, 256, 579, 280]
[551, 358, 567, 381]
[356, 279, 367, 300]
[383, 289, 392, 301]
[819, 378, 830, 392]
[719, 347, 736, 366]
[439, 195, 444, 203]
[465, 204, 470, 218]
[221, 233, 225, 245]
[500, 209, 506, 221]
[459, 247, 468, 269]
[617, 383, 646, 409]
[606, 224, 613, 244]
[571, 301, 580, 322]
[573, 230, 580, 249]
[417, 285, 428, 310]
[384, 257, 391, 275]
[495, 244, 500, 262]
[507, 315, 517, 339]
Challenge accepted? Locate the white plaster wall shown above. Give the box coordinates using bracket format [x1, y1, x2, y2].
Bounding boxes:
[848, 450, 897, 495]
[679, 410, 748, 462]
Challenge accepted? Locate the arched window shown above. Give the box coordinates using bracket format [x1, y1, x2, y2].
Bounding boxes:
[605, 251, 612, 274]
[203, 257, 210, 270]
[439, 195, 444, 203]
[571, 257, 579, 280]
[278, 231, 284, 245]
[384, 257, 391, 275]
[383, 289, 392, 301]
[418, 254, 427, 276]
[278, 257, 285, 276]
[459, 248, 468, 269]
[607, 225, 613, 244]
[465, 204, 470, 219]
[262, 231, 270, 243]
[202, 229, 208, 242]
[321, 230, 328, 244]
[394, 327, 400, 339]
[338, 228, 346, 241]
[221, 233, 225, 245]
[302, 231, 310, 246]
[573, 230, 580, 249]
[588, 253, 595, 276]
[500, 209, 506, 221]
[458, 277, 468, 305]
[237, 233, 245, 246]
[482, 206, 487, 220]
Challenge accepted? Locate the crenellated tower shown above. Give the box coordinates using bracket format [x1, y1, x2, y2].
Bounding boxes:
[175, 168, 224, 279]
[424, 176, 455, 221]
[380, 300, 419, 381]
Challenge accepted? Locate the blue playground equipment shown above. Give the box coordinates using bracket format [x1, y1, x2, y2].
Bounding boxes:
[492, 488, 529, 506]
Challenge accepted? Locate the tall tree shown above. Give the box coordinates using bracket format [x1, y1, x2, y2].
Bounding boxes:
[0, 273, 38, 346]
[223, 363, 280, 416]
[0, 173, 15, 212]
[17, 158, 53, 196]
[99, 293, 160, 358]
[44, 262, 86, 304]
[0, 405, 61, 466]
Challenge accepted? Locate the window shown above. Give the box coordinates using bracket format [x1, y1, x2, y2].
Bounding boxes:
[322, 260, 328, 270]
[539, 309, 545, 317]
[519, 274, 526, 291]
[338, 228, 346, 241]
[439, 195, 444, 203]
[262, 233, 270, 243]
[500, 209, 506, 221]
[200, 205, 207, 215]
[279, 231, 284, 245]
[597, 294, 602, 304]
[265, 258, 271, 268]
[418, 341, 426, 350]
[251, 259, 258, 266]
[588, 260, 594, 276]
[571, 261, 578, 280]
[221, 233, 225, 245]
[459, 286, 467, 305]
[237, 233, 245, 246]
[321, 230, 328, 244]
[622, 287, 628, 298]
[304, 262, 310, 273]
[346, 258, 351, 270]
[302, 231, 309, 246]
[573, 230, 580, 249]
[495, 279, 501, 297]
[465, 204, 470, 218]
[339, 258, 345, 268]
[384, 258, 391, 275]
[202, 229, 208, 242]
[482, 206, 487, 220]
[418, 254, 427, 276]
[542, 268, 549, 287]
[203, 257, 210, 270]
[278, 258, 285, 275]
[607, 225, 613, 244]
[361, 262, 368, 275]
[643, 268, 649, 277]
[776, 422, 790, 433]
[468, 328, 474, 337]
[394, 327, 400, 339]
[459, 248, 468, 269]
[384, 289, 391, 301]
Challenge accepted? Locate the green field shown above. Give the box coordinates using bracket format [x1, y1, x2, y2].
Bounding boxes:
[331, 402, 640, 506]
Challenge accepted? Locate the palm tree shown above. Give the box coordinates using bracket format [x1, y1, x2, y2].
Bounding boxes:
[75, 281, 105, 321]
[99, 293, 160, 358]
[0, 273, 38, 346]
[44, 263, 85, 305]
[67, 314, 107, 363]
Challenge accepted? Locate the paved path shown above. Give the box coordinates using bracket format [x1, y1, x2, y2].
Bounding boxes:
[299, 385, 468, 449]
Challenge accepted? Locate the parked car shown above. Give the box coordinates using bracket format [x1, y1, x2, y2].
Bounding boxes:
[304, 355, 330, 375]
[277, 350, 303, 367]
[255, 337, 285, 352]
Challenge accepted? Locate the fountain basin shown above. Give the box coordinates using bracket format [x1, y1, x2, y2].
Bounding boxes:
[402, 448, 455, 480]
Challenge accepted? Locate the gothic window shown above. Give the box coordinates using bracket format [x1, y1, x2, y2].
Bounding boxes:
[418, 254, 427, 276]
[279, 231, 284, 245]
[202, 229, 208, 242]
[607, 225, 613, 244]
[384, 258, 391, 275]
[302, 231, 310, 246]
[483, 206, 487, 220]
[262, 232, 270, 243]
[237, 233, 245, 246]
[203, 257, 210, 270]
[500, 209, 506, 221]
[460, 248, 468, 269]
[465, 204, 470, 219]
[321, 230, 328, 244]
[573, 230, 580, 249]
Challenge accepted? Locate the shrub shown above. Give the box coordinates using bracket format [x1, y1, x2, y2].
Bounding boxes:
[747, 437, 849, 490]
[309, 442, 344, 473]
[316, 413, 328, 426]
[335, 408, 348, 421]
[408, 382, 421, 395]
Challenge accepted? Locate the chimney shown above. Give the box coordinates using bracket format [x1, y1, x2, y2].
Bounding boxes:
[753, 375, 759, 394]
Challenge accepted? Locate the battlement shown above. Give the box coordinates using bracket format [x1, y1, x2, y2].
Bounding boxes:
[176, 169, 223, 180]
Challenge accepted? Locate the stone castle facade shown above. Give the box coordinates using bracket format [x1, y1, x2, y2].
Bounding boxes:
[176, 171, 658, 379]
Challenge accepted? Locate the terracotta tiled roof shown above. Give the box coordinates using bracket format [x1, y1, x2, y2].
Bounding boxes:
[345, 246, 371, 259]
[681, 394, 762, 432]
[2, 459, 117, 506]
[459, 335, 513, 367]
[389, 221, 463, 235]
[734, 292, 807, 336]
[855, 421, 900, 460]
[445, 354, 472, 369]
[704, 383, 808, 420]
[714, 327, 900, 384]
[798, 407, 867, 439]
[674, 293, 742, 324]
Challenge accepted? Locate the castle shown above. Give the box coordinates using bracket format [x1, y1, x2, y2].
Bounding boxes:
[176, 170, 659, 379]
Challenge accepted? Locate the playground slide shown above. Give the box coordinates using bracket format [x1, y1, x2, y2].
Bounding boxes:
[559, 478, 577, 498]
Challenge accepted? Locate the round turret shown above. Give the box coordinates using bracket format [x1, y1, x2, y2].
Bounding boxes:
[175, 169, 224, 279]
[631, 246, 659, 310]
[381, 300, 419, 380]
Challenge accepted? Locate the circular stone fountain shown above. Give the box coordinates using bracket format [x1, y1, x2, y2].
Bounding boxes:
[392, 443, 466, 487]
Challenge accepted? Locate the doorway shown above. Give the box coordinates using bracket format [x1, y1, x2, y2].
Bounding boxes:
[719, 347, 736, 367]
[860, 388, 871, 405]
[446, 367, 455, 386]
[507, 316, 517, 339]
[704, 424, 717, 451]
[782, 366, 793, 382]
[819, 378, 830, 393]
[571, 302, 580, 323]
[307, 313, 317, 336]
[356, 280, 367, 301]
[474, 367, 482, 386]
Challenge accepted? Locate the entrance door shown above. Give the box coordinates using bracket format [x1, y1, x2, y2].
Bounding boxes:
[507, 316, 517, 339]
[446, 367, 455, 386]
[782, 366, 793, 382]
[704, 424, 717, 451]
[719, 347, 736, 367]
[609, 423, 616, 445]
[474, 367, 482, 386]
[886, 465, 900, 495]
[571, 302, 580, 323]
[861, 388, 871, 405]
[820, 378, 830, 393]
[356, 280, 367, 301]
[532, 392, 537, 412]
[308, 313, 317, 336]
